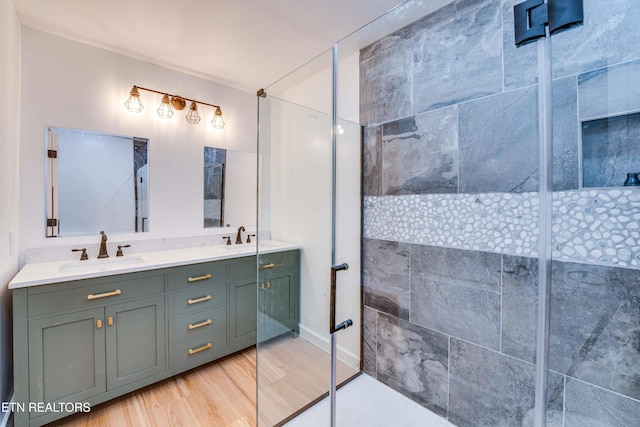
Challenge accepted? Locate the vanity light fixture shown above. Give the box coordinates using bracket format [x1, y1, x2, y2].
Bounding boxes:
[124, 85, 224, 129]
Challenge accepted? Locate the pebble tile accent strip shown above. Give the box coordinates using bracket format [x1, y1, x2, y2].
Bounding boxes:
[363, 189, 640, 269]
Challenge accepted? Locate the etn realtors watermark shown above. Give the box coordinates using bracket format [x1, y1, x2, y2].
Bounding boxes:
[2, 401, 91, 414]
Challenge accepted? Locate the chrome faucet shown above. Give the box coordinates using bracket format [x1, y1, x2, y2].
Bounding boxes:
[97, 231, 109, 258]
[235, 226, 245, 244]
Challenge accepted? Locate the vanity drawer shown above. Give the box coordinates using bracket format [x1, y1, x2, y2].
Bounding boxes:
[169, 329, 227, 368]
[168, 283, 226, 317]
[229, 256, 257, 279]
[258, 250, 297, 277]
[27, 275, 165, 317]
[168, 261, 227, 290]
[169, 306, 227, 343]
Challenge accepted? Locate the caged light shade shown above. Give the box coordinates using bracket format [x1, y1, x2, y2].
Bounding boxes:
[124, 86, 144, 113]
[211, 106, 225, 129]
[185, 101, 201, 124]
[157, 94, 174, 119]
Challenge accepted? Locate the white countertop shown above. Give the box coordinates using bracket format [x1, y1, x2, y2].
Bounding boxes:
[9, 240, 300, 289]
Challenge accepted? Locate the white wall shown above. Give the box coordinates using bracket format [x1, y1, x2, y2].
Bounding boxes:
[0, 0, 21, 418]
[20, 28, 257, 264]
[263, 52, 361, 368]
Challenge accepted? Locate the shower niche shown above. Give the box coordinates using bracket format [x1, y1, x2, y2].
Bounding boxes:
[582, 111, 640, 188]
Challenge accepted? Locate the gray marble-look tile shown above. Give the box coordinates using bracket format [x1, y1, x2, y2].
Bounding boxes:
[449, 339, 564, 427]
[459, 86, 539, 193]
[502, 0, 538, 90]
[501, 254, 538, 364]
[381, 106, 458, 195]
[360, 38, 412, 126]
[456, 0, 492, 14]
[359, 1, 456, 63]
[376, 312, 449, 416]
[549, 260, 640, 401]
[552, 76, 579, 191]
[565, 378, 640, 427]
[363, 306, 377, 377]
[551, 0, 640, 80]
[503, 258, 640, 401]
[582, 112, 640, 188]
[362, 238, 411, 320]
[363, 125, 382, 196]
[412, 0, 503, 113]
[411, 245, 502, 350]
[579, 59, 640, 120]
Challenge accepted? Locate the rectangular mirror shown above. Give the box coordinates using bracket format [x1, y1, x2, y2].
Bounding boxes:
[46, 126, 149, 237]
[204, 146, 226, 227]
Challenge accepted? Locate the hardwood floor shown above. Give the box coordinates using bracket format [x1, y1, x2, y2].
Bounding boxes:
[48, 335, 358, 427]
[257, 336, 357, 426]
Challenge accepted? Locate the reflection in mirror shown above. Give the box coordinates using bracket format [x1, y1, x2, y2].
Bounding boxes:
[204, 147, 226, 227]
[46, 126, 149, 237]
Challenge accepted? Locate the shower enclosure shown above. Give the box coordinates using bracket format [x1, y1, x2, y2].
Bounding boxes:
[257, 0, 640, 425]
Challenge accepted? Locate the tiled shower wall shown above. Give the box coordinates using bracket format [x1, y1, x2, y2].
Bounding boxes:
[359, 0, 640, 426]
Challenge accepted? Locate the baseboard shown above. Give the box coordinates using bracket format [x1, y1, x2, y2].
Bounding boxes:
[1, 393, 13, 427]
[298, 325, 360, 370]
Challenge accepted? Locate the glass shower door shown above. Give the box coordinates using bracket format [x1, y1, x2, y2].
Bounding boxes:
[256, 49, 361, 426]
[546, 0, 640, 424]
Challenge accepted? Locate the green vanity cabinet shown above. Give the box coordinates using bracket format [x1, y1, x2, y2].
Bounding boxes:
[13, 249, 299, 426]
[15, 272, 166, 426]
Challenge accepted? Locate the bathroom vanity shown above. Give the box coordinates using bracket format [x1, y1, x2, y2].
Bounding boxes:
[9, 242, 299, 427]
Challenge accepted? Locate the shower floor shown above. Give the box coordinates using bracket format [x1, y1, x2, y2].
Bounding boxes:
[284, 374, 455, 427]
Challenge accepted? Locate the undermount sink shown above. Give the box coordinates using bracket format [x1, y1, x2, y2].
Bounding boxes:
[58, 256, 146, 273]
[222, 243, 257, 251]
[221, 242, 276, 251]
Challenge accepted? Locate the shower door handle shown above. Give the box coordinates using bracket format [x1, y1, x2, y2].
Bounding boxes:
[330, 263, 353, 334]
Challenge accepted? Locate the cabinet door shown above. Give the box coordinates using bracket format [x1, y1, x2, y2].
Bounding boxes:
[269, 276, 293, 328]
[260, 274, 298, 341]
[229, 277, 257, 349]
[105, 296, 165, 390]
[28, 308, 106, 406]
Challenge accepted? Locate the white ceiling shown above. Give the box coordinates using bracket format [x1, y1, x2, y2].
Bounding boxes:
[12, 0, 408, 93]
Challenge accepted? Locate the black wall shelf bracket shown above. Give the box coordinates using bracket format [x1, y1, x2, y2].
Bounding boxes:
[514, 0, 583, 47]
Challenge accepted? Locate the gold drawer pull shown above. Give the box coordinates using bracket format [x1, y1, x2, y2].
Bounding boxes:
[188, 342, 212, 355]
[188, 295, 212, 305]
[107, 317, 114, 326]
[87, 289, 122, 300]
[188, 319, 212, 330]
[96, 319, 103, 329]
[187, 274, 212, 283]
[259, 263, 284, 269]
